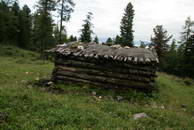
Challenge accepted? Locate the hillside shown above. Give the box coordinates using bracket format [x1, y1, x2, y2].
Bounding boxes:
[1, 46, 194, 129]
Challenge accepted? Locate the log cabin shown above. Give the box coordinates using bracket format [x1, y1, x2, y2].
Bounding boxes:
[48, 42, 159, 91]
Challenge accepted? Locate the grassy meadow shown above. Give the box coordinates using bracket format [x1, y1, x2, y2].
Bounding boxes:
[1, 46, 194, 129]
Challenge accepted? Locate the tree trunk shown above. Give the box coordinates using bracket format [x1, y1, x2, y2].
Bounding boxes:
[59, 0, 64, 44]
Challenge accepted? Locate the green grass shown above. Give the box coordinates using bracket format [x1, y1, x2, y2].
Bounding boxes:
[1, 45, 194, 129]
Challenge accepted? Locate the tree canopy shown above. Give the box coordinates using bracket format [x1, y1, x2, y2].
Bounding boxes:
[151, 25, 172, 60]
[80, 12, 93, 43]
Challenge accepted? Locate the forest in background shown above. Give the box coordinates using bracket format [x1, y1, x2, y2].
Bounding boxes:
[0, 0, 194, 79]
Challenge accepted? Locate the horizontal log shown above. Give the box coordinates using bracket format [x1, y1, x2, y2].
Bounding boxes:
[56, 56, 157, 72]
[55, 65, 156, 78]
[55, 60, 157, 76]
[53, 70, 154, 87]
[54, 76, 154, 90]
[54, 66, 155, 82]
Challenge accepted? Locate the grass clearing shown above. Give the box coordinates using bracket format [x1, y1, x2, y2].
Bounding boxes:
[1, 46, 194, 129]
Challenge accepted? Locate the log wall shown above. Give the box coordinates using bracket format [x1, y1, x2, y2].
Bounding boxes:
[52, 53, 158, 91]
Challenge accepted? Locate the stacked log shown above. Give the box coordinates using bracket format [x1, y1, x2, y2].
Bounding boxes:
[48, 42, 159, 91]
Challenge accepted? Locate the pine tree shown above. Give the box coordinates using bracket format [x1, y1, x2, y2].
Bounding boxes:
[172, 42, 185, 76]
[115, 35, 122, 44]
[32, 13, 41, 50]
[181, 17, 194, 43]
[53, 26, 68, 45]
[164, 39, 178, 73]
[151, 25, 172, 60]
[69, 35, 75, 42]
[35, 0, 56, 58]
[120, 2, 134, 47]
[0, 0, 20, 45]
[73, 36, 77, 41]
[67, 35, 77, 42]
[18, 5, 32, 49]
[180, 17, 194, 68]
[106, 37, 113, 43]
[0, 1, 8, 43]
[94, 36, 99, 43]
[59, 25, 68, 43]
[9, 1, 20, 46]
[80, 12, 93, 43]
[169, 40, 177, 55]
[106, 37, 113, 46]
[56, 0, 75, 44]
[139, 41, 146, 48]
[36, 0, 56, 12]
[183, 34, 194, 78]
[176, 17, 194, 77]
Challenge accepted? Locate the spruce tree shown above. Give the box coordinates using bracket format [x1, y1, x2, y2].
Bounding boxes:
[115, 35, 122, 44]
[32, 13, 41, 50]
[151, 25, 172, 70]
[67, 35, 77, 42]
[0, 0, 20, 45]
[69, 35, 75, 42]
[120, 2, 134, 47]
[106, 37, 113, 44]
[35, 0, 56, 58]
[181, 17, 194, 43]
[139, 41, 146, 48]
[177, 17, 194, 77]
[0, 1, 33, 48]
[164, 39, 178, 74]
[183, 34, 194, 78]
[18, 5, 32, 49]
[80, 12, 93, 43]
[0, 1, 8, 43]
[73, 36, 77, 41]
[94, 36, 99, 43]
[10, 2, 20, 46]
[151, 25, 172, 60]
[53, 25, 68, 45]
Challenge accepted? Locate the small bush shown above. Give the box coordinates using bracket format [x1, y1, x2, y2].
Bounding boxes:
[183, 78, 194, 86]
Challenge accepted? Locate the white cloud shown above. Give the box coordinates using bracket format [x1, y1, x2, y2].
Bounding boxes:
[19, 0, 194, 42]
[19, 0, 36, 9]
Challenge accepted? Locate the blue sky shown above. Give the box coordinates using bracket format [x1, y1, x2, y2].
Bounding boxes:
[19, 0, 194, 42]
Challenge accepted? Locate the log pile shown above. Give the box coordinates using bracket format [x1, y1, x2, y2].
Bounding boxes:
[48, 42, 159, 91]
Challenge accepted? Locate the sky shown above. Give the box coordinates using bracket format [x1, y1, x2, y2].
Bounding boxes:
[19, 0, 194, 42]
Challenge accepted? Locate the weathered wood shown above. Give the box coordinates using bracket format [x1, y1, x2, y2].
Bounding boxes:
[48, 42, 158, 91]
[55, 60, 157, 76]
[54, 76, 154, 89]
[55, 66, 155, 82]
[54, 70, 153, 84]
[56, 58, 157, 73]
[57, 53, 157, 65]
